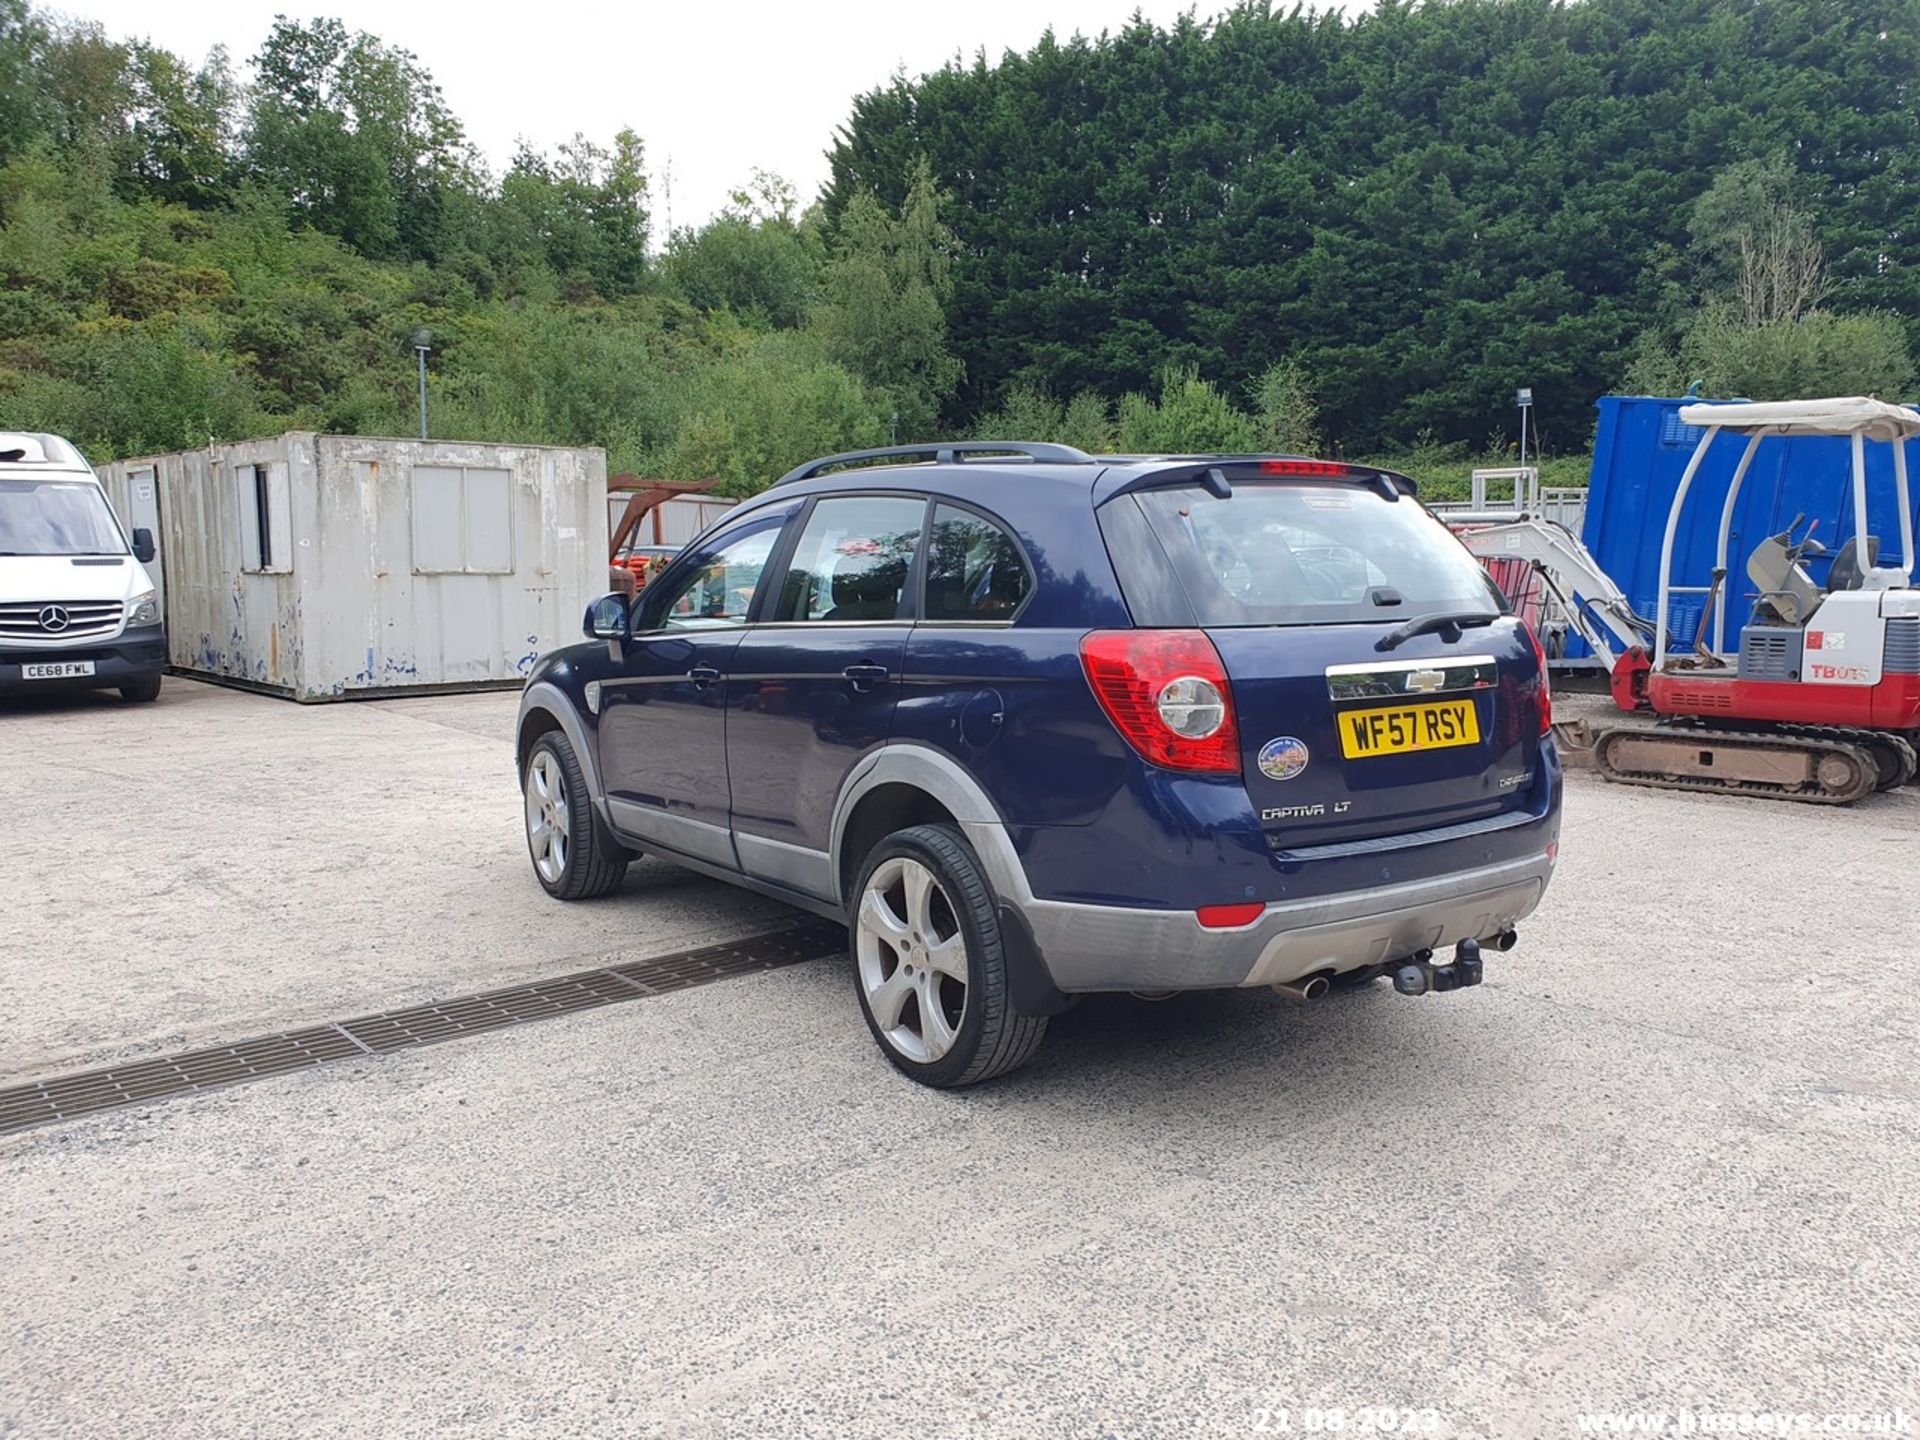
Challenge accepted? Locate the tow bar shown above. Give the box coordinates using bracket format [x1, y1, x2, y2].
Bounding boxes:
[1391, 931, 1514, 995]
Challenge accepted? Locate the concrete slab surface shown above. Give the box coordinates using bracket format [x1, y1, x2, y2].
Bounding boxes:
[1, 679, 794, 1081]
[3, 680, 1917, 1438]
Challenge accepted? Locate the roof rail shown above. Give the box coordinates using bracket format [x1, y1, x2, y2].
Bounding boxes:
[772, 441, 1095, 488]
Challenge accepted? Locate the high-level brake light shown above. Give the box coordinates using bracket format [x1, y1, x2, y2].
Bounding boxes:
[1257, 459, 1350, 478]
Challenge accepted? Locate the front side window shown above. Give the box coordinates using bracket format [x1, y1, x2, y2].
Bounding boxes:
[924, 504, 1031, 620]
[770, 495, 926, 623]
[650, 519, 784, 631]
[0, 479, 126, 557]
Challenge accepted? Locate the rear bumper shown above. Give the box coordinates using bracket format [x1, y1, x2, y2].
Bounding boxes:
[980, 741, 1561, 994]
[0, 629, 167, 693]
[1002, 846, 1555, 993]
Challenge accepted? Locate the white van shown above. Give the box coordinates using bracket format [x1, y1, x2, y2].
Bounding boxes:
[1, 432, 166, 702]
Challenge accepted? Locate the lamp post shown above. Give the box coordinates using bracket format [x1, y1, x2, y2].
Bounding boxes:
[412, 327, 434, 440]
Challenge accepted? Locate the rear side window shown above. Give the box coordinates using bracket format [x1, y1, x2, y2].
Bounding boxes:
[1114, 482, 1501, 627]
[923, 504, 1031, 621]
[771, 495, 926, 622]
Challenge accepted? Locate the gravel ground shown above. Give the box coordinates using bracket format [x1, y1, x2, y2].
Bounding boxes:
[2, 682, 1916, 1439]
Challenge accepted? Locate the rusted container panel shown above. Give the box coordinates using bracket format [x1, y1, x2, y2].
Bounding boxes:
[96, 433, 606, 701]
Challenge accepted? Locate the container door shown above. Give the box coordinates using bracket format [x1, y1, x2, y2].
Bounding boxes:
[127, 466, 164, 617]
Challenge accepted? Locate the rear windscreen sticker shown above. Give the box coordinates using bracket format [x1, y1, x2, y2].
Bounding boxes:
[1258, 736, 1310, 781]
[1302, 495, 1351, 511]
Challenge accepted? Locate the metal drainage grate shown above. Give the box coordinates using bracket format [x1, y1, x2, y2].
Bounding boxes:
[0, 922, 843, 1139]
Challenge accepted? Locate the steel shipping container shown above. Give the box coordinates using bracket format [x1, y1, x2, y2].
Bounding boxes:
[96, 433, 607, 700]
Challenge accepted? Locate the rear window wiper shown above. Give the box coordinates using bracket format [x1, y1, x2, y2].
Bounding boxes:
[1376, 611, 1498, 652]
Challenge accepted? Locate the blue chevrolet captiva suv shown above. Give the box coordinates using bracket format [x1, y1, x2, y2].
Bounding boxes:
[517, 443, 1562, 1087]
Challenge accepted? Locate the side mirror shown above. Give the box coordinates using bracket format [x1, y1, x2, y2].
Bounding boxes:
[584, 592, 629, 642]
[131, 528, 156, 564]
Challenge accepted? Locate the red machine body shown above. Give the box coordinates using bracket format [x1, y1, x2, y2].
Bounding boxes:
[1644, 666, 1920, 731]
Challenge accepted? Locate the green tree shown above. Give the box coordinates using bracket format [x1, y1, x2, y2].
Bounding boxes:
[127, 42, 235, 207]
[662, 172, 822, 327]
[0, 0, 48, 163]
[8, 316, 268, 455]
[651, 330, 889, 495]
[814, 157, 962, 438]
[973, 384, 1115, 452]
[1626, 305, 1915, 402]
[1250, 358, 1320, 456]
[497, 130, 650, 297]
[1114, 366, 1259, 453]
[1628, 158, 1917, 400]
[244, 17, 469, 260]
[829, 0, 1920, 450]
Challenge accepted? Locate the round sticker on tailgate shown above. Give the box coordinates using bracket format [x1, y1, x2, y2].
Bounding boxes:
[1258, 736, 1309, 781]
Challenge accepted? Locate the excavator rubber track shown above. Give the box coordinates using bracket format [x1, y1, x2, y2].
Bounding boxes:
[1772, 725, 1918, 791]
[1591, 724, 1882, 805]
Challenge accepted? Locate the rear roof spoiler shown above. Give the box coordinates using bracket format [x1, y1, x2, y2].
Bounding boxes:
[1096, 457, 1418, 505]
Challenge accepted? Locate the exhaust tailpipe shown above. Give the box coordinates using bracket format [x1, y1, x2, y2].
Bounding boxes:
[1492, 928, 1518, 951]
[1272, 975, 1330, 1002]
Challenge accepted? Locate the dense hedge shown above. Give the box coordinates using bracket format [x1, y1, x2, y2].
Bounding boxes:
[828, 0, 1920, 451]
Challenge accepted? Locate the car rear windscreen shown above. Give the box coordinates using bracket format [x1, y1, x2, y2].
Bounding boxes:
[1108, 481, 1504, 627]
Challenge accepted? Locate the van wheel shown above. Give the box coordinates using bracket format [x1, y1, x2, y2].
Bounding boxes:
[120, 674, 162, 703]
[850, 824, 1047, 1088]
[523, 731, 629, 900]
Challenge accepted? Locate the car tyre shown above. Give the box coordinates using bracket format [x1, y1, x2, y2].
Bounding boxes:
[120, 674, 162, 703]
[850, 823, 1047, 1088]
[523, 730, 629, 900]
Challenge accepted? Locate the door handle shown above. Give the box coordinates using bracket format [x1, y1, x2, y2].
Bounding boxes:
[688, 663, 722, 689]
[843, 663, 890, 691]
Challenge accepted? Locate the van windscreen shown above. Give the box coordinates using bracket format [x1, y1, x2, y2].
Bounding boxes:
[1116, 481, 1503, 627]
[0, 479, 128, 557]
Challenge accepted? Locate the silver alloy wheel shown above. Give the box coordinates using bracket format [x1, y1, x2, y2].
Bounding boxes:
[524, 750, 570, 884]
[856, 856, 969, 1064]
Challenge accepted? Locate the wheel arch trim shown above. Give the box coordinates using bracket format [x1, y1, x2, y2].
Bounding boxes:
[517, 681, 606, 811]
[828, 744, 1035, 912]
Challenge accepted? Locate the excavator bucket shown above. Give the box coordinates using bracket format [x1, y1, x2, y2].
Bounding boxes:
[1552, 718, 1596, 769]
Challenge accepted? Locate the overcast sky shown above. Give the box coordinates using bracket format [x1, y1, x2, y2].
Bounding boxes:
[63, 0, 1333, 232]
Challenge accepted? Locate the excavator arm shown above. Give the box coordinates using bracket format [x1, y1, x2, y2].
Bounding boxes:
[1457, 518, 1657, 669]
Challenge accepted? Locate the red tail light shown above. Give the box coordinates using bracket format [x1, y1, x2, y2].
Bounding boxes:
[1080, 629, 1240, 773]
[1523, 621, 1552, 735]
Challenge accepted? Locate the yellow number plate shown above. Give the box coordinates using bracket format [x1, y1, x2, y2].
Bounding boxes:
[1338, 698, 1481, 759]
